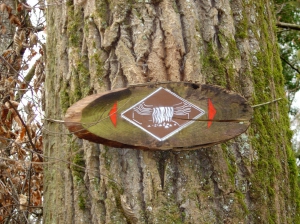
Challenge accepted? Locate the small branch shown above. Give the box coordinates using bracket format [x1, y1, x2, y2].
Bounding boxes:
[280, 56, 300, 74]
[252, 98, 282, 108]
[44, 118, 65, 123]
[276, 22, 300, 31]
[26, 152, 33, 220]
[275, 3, 286, 14]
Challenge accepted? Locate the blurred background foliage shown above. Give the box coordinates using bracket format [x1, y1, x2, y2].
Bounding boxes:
[275, 0, 300, 182]
[275, 0, 300, 112]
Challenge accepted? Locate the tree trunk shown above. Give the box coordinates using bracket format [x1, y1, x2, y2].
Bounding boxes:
[44, 0, 300, 223]
[0, 0, 15, 53]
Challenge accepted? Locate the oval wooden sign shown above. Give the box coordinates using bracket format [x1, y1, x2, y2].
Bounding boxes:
[64, 82, 253, 150]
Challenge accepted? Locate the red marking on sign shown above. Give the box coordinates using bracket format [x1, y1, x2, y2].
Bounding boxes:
[109, 102, 118, 127]
[208, 99, 216, 128]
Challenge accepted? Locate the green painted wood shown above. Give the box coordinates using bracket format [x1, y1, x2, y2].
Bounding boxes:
[64, 82, 253, 150]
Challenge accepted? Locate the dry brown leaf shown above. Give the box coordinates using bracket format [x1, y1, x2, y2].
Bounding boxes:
[5, 5, 12, 14]
[10, 143, 17, 155]
[2, 49, 14, 59]
[13, 31, 24, 55]
[13, 56, 22, 70]
[39, 47, 44, 56]
[18, 81, 27, 90]
[1, 25, 6, 34]
[7, 76, 15, 83]
[33, 154, 43, 163]
[19, 194, 27, 210]
[1, 106, 9, 123]
[0, 162, 8, 170]
[0, 3, 6, 12]
[11, 176, 20, 185]
[6, 159, 15, 165]
[28, 49, 37, 61]
[29, 32, 38, 47]
[21, 64, 29, 70]
[18, 148, 26, 160]
[5, 109, 13, 127]
[31, 189, 41, 206]
[19, 30, 26, 40]
[10, 109, 23, 127]
[15, 163, 24, 172]
[9, 100, 19, 108]
[11, 16, 21, 27]
[35, 135, 43, 150]
[33, 164, 43, 173]
[17, 3, 23, 12]
[9, 89, 14, 101]
[19, 126, 26, 141]
[31, 123, 37, 135]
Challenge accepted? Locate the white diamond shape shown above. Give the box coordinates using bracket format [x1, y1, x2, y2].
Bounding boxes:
[121, 87, 205, 141]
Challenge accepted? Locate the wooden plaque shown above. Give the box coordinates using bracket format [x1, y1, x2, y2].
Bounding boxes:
[64, 82, 253, 150]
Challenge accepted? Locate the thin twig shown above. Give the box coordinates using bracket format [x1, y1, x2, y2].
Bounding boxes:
[252, 98, 282, 108]
[277, 21, 300, 31]
[275, 3, 286, 14]
[44, 118, 65, 123]
[280, 56, 300, 74]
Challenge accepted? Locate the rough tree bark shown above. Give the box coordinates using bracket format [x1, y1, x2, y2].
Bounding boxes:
[44, 0, 300, 223]
[0, 0, 15, 53]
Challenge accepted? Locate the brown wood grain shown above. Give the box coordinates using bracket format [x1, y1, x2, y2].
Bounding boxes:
[64, 82, 253, 150]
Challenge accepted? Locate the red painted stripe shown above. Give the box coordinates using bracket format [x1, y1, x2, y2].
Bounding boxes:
[208, 99, 216, 128]
[109, 102, 118, 127]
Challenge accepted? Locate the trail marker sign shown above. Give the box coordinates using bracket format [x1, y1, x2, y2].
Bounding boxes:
[64, 82, 253, 150]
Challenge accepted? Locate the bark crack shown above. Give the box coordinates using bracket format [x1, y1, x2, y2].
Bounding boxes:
[174, 0, 187, 81]
[172, 152, 186, 222]
[137, 150, 148, 223]
[157, 151, 169, 190]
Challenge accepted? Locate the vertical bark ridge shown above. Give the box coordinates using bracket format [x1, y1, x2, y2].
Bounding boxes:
[178, 0, 204, 83]
[230, 0, 255, 99]
[147, 18, 168, 82]
[173, 0, 187, 81]
[140, 151, 165, 222]
[85, 17, 109, 92]
[159, 0, 185, 81]
[137, 150, 148, 222]
[98, 147, 125, 223]
[131, 4, 154, 71]
[84, 143, 101, 223]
